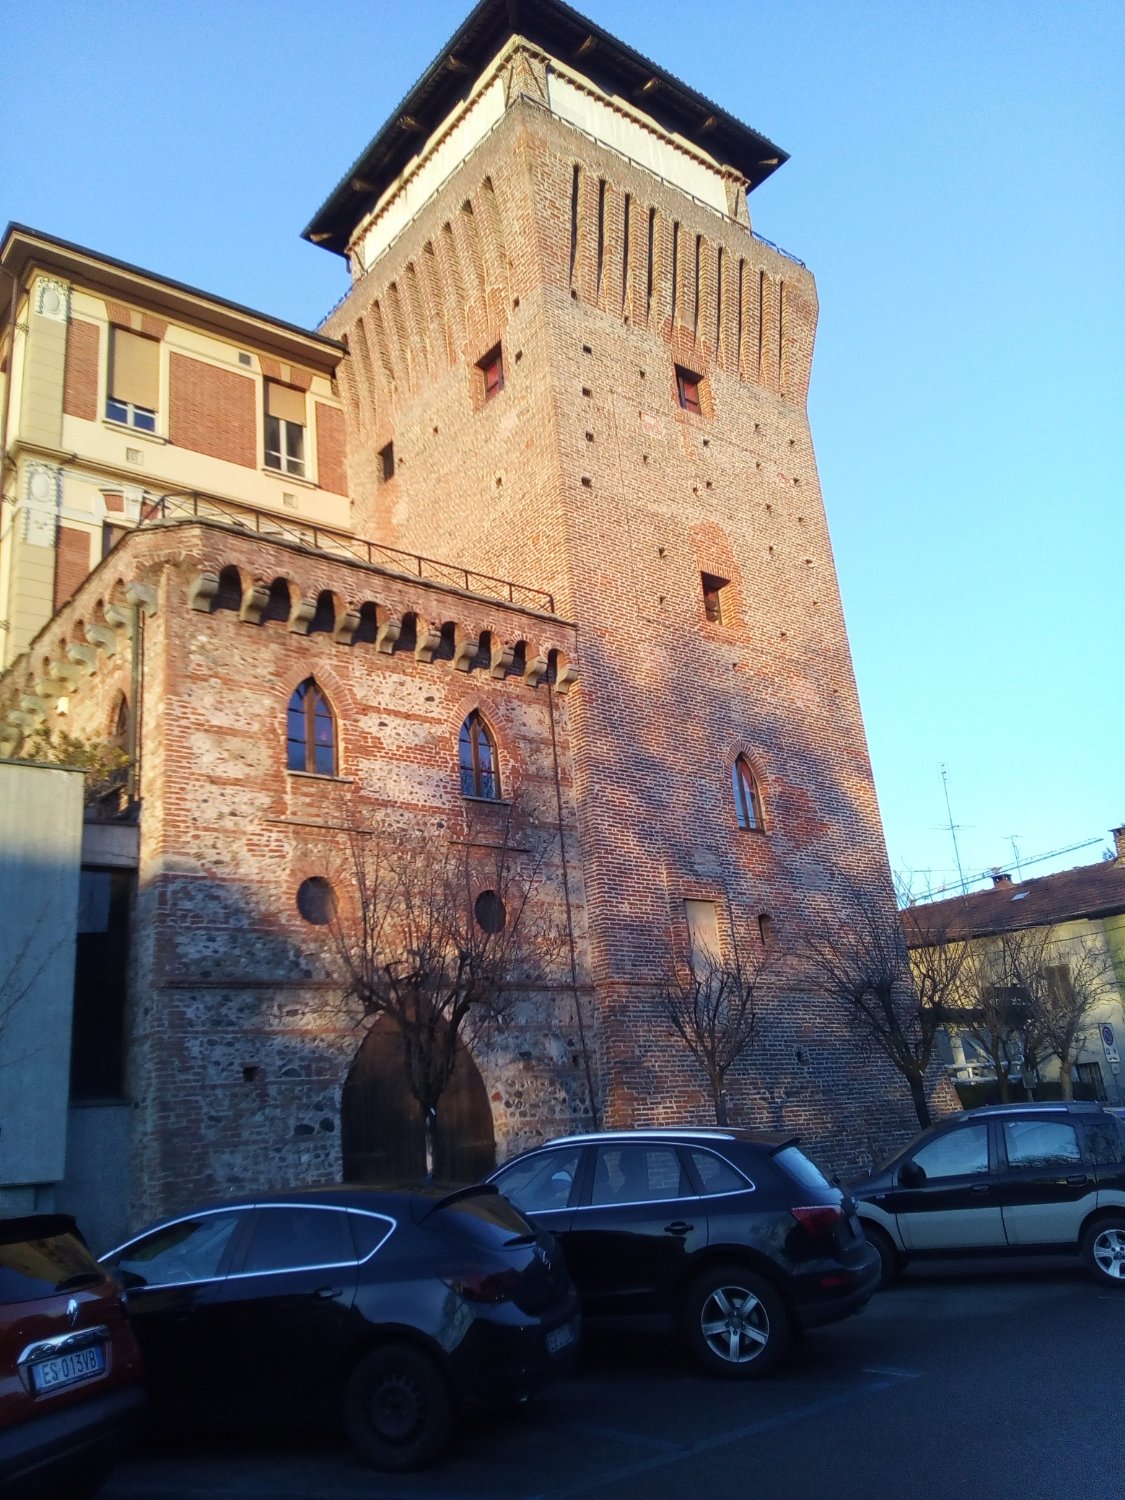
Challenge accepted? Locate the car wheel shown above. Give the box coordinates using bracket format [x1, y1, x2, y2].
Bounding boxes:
[343, 1344, 454, 1472]
[1082, 1217, 1125, 1288]
[862, 1223, 901, 1289]
[685, 1264, 789, 1379]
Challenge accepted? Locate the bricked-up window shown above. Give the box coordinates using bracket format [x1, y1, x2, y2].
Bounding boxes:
[701, 572, 728, 624]
[733, 757, 764, 831]
[265, 382, 306, 477]
[287, 678, 336, 775]
[478, 345, 505, 401]
[684, 899, 721, 972]
[675, 365, 702, 414]
[459, 710, 500, 799]
[378, 441, 395, 483]
[107, 327, 159, 432]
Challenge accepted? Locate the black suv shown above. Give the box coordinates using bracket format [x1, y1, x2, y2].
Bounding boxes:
[489, 1128, 879, 1378]
[849, 1102, 1125, 1287]
[100, 1185, 578, 1471]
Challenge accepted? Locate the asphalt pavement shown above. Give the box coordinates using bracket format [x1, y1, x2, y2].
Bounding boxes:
[103, 1255, 1125, 1500]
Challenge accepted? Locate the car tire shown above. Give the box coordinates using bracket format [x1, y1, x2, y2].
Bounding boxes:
[862, 1223, 902, 1289]
[685, 1264, 789, 1379]
[1082, 1216, 1125, 1288]
[343, 1343, 454, 1472]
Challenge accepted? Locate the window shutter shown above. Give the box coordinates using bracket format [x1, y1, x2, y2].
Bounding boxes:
[110, 328, 160, 409]
[266, 381, 306, 424]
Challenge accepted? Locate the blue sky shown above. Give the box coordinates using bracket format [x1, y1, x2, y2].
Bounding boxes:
[7, 1, 1122, 895]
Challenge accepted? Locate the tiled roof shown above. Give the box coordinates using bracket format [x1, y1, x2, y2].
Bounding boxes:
[901, 858, 1125, 945]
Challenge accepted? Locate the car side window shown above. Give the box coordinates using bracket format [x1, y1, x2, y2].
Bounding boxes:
[1003, 1120, 1082, 1169]
[909, 1125, 990, 1181]
[494, 1149, 582, 1213]
[689, 1150, 750, 1196]
[591, 1145, 688, 1206]
[1086, 1122, 1125, 1166]
[238, 1206, 353, 1274]
[114, 1212, 244, 1286]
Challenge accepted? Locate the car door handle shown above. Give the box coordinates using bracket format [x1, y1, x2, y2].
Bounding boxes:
[664, 1221, 693, 1236]
[969, 1184, 991, 1195]
[1065, 1175, 1088, 1186]
[313, 1287, 343, 1299]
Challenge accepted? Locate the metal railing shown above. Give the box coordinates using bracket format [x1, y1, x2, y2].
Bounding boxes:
[135, 491, 555, 614]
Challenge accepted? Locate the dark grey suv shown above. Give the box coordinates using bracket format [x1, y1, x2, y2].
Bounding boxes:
[850, 1102, 1125, 1288]
[489, 1128, 879, 1378]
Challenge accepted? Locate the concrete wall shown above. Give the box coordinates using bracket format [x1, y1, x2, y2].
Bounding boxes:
[0, 758, 84, 1208]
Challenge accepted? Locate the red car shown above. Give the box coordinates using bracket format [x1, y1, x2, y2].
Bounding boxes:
[0, 1214, 144, 1498]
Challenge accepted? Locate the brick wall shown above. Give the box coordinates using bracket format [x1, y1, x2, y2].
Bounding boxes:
[315, 402, 348, 495]
[323, 97, 936, 1171]
[6, 523, 592, 1220]
[54, 525, 92, 610]
[63, 318, 99, 420]
[168, 353, 257, 468]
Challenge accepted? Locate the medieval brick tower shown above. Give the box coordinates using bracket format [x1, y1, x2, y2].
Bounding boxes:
[306, 0, 918, 1160]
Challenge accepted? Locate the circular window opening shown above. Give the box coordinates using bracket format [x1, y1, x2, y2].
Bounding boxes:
[474, 890, 507, 934]
[297, 876, 337, 926]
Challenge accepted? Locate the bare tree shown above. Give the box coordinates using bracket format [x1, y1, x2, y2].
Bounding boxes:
[660, 929, 772, 1125]
[803, 883, 969, 1128]
[963, 930, 1115, 1100]
[954, 928, 1053, 1102]
[325, 812, 557, 1180]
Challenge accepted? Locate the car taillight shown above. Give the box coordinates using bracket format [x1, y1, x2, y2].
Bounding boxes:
[790, 1204, 845, 1239]
[444, 1268, 523, 1304]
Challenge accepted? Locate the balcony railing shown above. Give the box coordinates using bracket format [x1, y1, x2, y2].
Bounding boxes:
[134, 491, 555, 614]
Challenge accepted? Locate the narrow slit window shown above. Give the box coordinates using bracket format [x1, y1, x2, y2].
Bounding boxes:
[733, 757, 764, 831]
[378, 442, 395, 482]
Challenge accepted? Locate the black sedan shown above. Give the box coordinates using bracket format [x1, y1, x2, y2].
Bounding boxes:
[489, 1128, 879, 1378]
[100, 1184, 579, 1471]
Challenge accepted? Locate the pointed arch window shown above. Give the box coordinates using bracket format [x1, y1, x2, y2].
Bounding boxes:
[459, 711, 500, 800]
[733, 756, 764, 831]
[287, 678, 336, 775]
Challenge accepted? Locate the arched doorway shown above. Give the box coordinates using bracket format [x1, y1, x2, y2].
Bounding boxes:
[341, 1016, 497, 1184]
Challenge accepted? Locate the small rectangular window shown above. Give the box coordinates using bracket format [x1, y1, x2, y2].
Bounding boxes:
[107, 327, 159, 431]
[265, 381, 306, 477]
[701, 572, 728, 624]
[378, 441, 395, 482]
[478, 345, 505, 400]
[675, 365, 702, 414]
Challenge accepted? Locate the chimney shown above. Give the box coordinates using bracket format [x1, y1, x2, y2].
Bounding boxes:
[991, 868, 1013, 888]
[1113, 827, 1125, 863]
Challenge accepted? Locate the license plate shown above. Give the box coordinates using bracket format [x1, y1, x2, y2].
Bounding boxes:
[547, 1320, 576, 1355]
[29, 1343, 106, 1393]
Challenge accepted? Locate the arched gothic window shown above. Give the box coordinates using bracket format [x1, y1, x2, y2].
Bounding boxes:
[287, 678, 336, 775]
[459, 711, 500, 800]
[732, 756, 764, 831]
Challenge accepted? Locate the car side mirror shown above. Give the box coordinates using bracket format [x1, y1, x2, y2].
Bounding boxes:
[899, 1160, 926, 1188]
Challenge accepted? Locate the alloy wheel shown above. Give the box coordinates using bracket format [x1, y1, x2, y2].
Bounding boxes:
[1092, 1226, 1125, 1280]
[699, 1282, 771, 1364]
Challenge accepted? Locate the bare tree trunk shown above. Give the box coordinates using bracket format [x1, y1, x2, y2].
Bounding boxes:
[907, 1071, 932, 1130]
[996, 1067, 1010, 1104]
[1059, 1059, 1074, 1100]
[713, 1083, 728, 1126]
